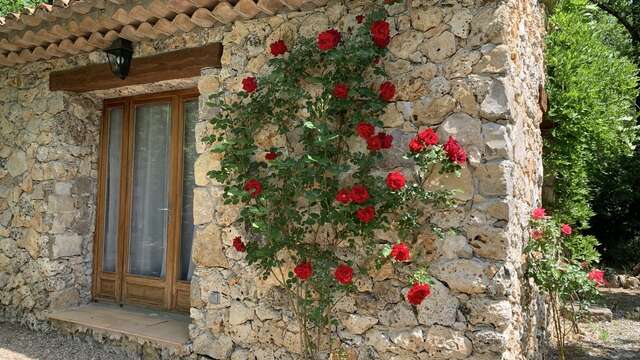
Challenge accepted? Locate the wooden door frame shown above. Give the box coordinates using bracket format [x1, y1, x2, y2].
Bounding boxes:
[92, 88, 199, 312]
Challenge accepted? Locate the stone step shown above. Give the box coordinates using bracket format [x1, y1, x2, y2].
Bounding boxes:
[48, 302, 192, 359]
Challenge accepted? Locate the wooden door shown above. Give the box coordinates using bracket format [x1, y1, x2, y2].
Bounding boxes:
[93, 89, 198, 312]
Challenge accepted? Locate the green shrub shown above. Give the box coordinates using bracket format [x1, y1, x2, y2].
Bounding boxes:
[544, 0, 638, 228]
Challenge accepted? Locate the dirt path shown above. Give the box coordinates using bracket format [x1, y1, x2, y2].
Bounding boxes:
[0, 322, 126, 360]
[549, 288, 640, 359]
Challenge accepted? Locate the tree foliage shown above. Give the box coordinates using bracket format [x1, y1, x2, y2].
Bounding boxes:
[0, 0, 44, 17]
[544, 0, 638, 228]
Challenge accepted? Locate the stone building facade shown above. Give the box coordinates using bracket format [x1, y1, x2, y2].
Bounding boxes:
[0, 0, 546, 359]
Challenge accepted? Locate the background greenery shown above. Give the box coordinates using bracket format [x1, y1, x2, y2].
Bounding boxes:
[0, 0, 44, 16]
[545, 0, 640, 268]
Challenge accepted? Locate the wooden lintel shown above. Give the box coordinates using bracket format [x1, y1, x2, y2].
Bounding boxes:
[49, 43, 222, 92]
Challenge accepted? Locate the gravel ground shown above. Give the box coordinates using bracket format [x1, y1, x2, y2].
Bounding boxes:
[548, 288, 640, 360]
[0, 322, 127, 360]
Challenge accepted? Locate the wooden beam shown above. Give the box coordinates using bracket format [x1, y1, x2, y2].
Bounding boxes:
[49, 43, 221, 92]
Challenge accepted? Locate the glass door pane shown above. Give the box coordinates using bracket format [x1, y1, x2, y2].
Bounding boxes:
[180, 99, 198, 281]
[128, 102, 171, 278]
[103, 107, 123, 273]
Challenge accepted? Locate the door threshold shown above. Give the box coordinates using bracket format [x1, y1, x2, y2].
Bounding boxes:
[48, 302, 190, 355]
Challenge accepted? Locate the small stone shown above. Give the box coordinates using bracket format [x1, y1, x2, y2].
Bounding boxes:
[379, 302, 418, 328]
[192, 223, 228, 268]
[192, 188, 214, 225]
[482, 122, 512, 160]
[421, 31, 457, 63]
[584, 306, 613, 322]
[381, 104, 404, 128]
[470, 329, 506, 354]
[474, 45, 510, 74]
[411, 7, 443, 32]
[194, 151, 222, 186]
[6, 151, 27, 177]
[389, 31, 424, 60]
[193, 332, 234, 359]
[425, 165, 474, 202]
[51, 233, 82, 258]
[480, 80, 510, 120]
[430, 258, 490, 294]
[18, 228, 39, 259]
[389, 327, 424, 352]
[476, 161, 513, 197]
[437, 112, 482, 146]
[417, 279, 459, 326]
[229, 300, 254, 325]
[424, 326, 472, 359]
[365, 329, 397, 354]
[445, 49, 481, 79]
[465, 297, 512, 330]
[449, 10, 473, 39]
[341, 314, 378, 335]
[413, 96, 456, 126]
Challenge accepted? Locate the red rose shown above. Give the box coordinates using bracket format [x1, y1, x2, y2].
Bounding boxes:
[379, 81, 395, 101]
[294, 261, 313, 281]
[334, 264, 353, 285]
[386, 171, 405, 191]
[370, 20, 390, 48]
[317, 29, 341, 51]
[409, 137, 424, 153]
[531, 207, 546, 220]
[333, 83, 349, 99]
[336, 188, 351, 204]
[407, 283, 431, 305]
[242, 77, 258, 93]
[531, 230, 544, 240]
[418, 128, 438, 146]
[390, 243, 411, 262]
[561, 224, 572, 236]
[232, 236, 246, 252]
[378, 132, 393, 149]
[270, 40, 288, 56]
[356, 15, 365, 24]
[367, 136, 382, 151]
[244, 179, 262, 198]
[443, 136, 467, 164]
[350, 185, 369, 204]
[265, 151, 278, 160]
[356, 122, 375, 139]
[587, 269, 606, 287]
[355, 206, 375, 223]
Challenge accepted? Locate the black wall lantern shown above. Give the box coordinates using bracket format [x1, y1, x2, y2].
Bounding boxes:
[105, 38, 133, 80]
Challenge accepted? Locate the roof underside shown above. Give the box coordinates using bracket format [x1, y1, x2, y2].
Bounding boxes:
[0, 0, 327, 67]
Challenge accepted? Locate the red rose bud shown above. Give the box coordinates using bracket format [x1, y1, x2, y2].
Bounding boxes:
[294, 262, 313, 281]
[332, 83, 349, 99]
[531, 230, 544, 240]
[378, 132, 393, 149]
[561, 224, 572, 236]
[390, 242, 411, 261]
[379, 81, 396, 102]
[386, 171, 405, 191]
[356, 15, 365, 24]
[336, 188, 351, 204]
[409, 137, 424, 153]
[350, 185, 369, 204]
[443, 136, 467, 164]
[334, 264, 353, 285]
[270, 40, 288, 56]
[242, 76, 257, 93]
[265, 151, 278, 160]
[367, 136, 382, 151]
[317, 29, 341, 51]
[370, 20, 390, 48]
[355, 206, 375, 223]
[244, 179, 262, 198]
[356, 122, 375, 139]
[418, 128, 438, 146]
[531, 207, 546, 220]
[407, 283, 431, 305]
[232, 236, 246, 252]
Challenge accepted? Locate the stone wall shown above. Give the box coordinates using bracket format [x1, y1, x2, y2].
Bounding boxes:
[189, 0, 546, 359]
[0, 0, 546, 358]
[0, 60, 101, 329]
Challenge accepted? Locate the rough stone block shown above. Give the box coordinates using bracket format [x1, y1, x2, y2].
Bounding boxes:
[192, 223, 228, 269]
[51, 233, 82, 259]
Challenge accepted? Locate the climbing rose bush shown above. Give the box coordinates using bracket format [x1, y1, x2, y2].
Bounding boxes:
[205, 3, 465, 356]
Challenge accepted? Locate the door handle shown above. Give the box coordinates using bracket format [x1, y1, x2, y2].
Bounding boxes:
[158, 208, 169, 211]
